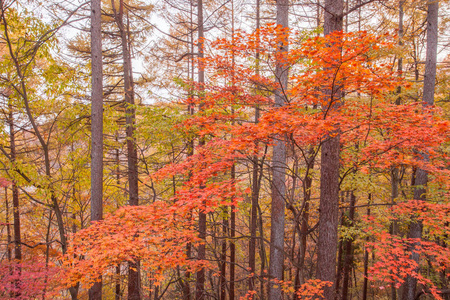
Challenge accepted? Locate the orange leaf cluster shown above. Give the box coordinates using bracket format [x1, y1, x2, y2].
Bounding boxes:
[364, 201, 450, 299]
[62, 202, 203, 288]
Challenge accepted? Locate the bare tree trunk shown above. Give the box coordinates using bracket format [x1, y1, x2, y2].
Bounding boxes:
[336, 209, 345, 299]
[111, 1, 140, 298]
[5, 187, 11, 263]
[258, 200, 267, 299]
[268, 1, 289, 299]
[249, 152, 260, 293]
[9, 105, 21, 298]
[195, 0, 206, 299]
[115, 134, 122, 300]
[230, 165, 236, 300]
[422, 0, 439, 108]
[115, 265, 121, 300]
[42, 210, 54, 300]
[316, 1, 343, 299]
[390, 169, 400, 300]
[342, 192, 356, 300]
[89, 0, 103, 298]
[396, 0, 404, 105]
[182, 4, 195, 299]
[391, 4, 403, 298]
[229, 5, 237, 299]
[249, 0, 261, 294]
[402, 1, 438, 299]
[296, 165, 312, 287]
[293, 149, 314, 299]
[196, 209, 207, 300]
[220, 206, 228, 300]
[362, 197, 371, 300]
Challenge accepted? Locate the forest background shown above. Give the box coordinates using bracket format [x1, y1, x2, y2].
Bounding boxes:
[0, 0, 449, 299]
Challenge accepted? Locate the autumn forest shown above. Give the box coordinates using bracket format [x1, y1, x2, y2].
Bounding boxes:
[0, 0, 449, 299]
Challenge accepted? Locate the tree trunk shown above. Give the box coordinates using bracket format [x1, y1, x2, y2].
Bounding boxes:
[249, 0, 261, 294]
[422, 0, 438, 108]
[113, 1, 140, 298]
[220, 206, 228, 300]
[342, 192, 356, 300]
[195, 0, 206, 299]
[115, 265, 121, 300]
[293, 149, 314, 298]
[42, 210, 54, 300]
[268, 1, 289, 299]
[391, 3, 403, 298]
[115, 134, 122, 300]
[391, 168, 400, 300]
[258, 202, 267, 299]
[111, 1, 141, 298]
[229, 3, 236, 298]
[396, 0, 404, 105]
[230, 165, 236, 300]
[402, 1, 438, 299]
[182, 4, 195, 299]
[89, 0, 103, 298]
[9, 105, 21, 298]
[316, 1, 343, 299]
[5, 187, 11, 263]
[362, 204, 371, 300]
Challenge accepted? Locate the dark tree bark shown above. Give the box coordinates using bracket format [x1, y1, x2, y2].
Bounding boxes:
[229, 4, 237, 299]
[402, 1, 438, 300]
[111, 0, 140, 298]
[9, 105, 22, 262]
[248, 149, 260, 294]
[5, 187, 11, 263]
[182, 4, 196, 300]
[390, 3, 404, 299]
[89, 0, 103, 298]
[219, 205, 228, 300]
[230, 165, 236, 300]
[362, 203, 371, 300]
[396, 0, 404, 105]
[390, 168, 400, 300]
[335, 202, 345, 298]
[249, 0, 261, 293]
[115, 265, 121, 300]
[195, 0, 206, 299]
[9, 104, 21, 298]
[293, 147, 315, 298]
[115, 134, 121, 300]
[316, 0, 343, 299]
[342, 192, 356, 300]
[115, 1, 139, 208]
[258, 202, 267, 299]
[268, 1, 289, 299]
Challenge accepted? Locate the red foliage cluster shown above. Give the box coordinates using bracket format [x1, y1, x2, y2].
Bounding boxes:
[0, 261, 59, 299]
